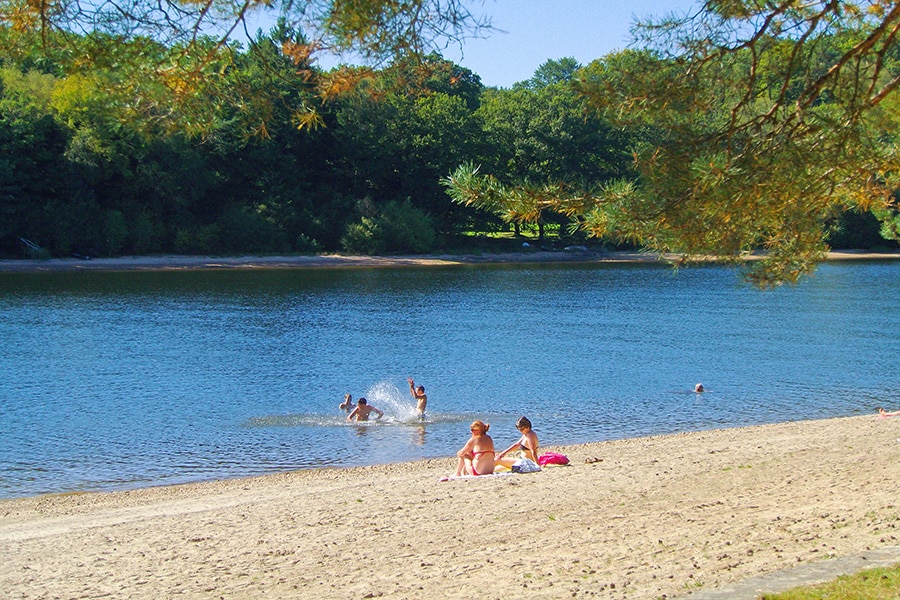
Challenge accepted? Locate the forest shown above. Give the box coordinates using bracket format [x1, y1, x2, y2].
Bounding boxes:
[1, 5, 899, 274]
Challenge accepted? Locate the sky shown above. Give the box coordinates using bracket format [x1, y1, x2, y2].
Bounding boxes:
[432, 0, 699, 88]
[240, 1, 699, 88]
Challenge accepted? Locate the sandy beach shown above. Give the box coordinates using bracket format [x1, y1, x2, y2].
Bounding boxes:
[0, 250, 666, 272]
[1, 249, 898, 273]
[2, 415, 900, 599]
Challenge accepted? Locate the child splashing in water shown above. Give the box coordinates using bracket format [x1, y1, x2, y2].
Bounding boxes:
[355, 380, 427, 422]
[408, 377, 427, 421]
[346, 398, 383, 422]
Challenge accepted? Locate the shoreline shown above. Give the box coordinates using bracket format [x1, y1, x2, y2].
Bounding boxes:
[1, 249, 898, 273]
[3, 415, 899, 599]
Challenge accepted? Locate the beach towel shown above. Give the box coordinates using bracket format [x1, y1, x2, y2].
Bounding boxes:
[538, 452, 569, 466]
[439, 472, 516, 482]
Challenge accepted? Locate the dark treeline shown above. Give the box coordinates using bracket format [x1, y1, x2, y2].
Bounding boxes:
[0, 24, 893, 259]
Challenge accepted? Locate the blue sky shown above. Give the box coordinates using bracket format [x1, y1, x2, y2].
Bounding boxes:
[439, 0, 698, 87]
[242, 1, 698, 88]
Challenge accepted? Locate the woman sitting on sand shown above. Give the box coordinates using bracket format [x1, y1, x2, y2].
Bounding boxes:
[495, 416, 540, 469]
[455, 420, 495, 476]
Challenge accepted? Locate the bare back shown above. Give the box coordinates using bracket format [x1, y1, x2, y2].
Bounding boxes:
[470, 434, 495, 475]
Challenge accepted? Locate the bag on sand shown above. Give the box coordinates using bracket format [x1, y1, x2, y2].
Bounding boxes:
[538, 452, 569, 467]
[511, 458, 541, 473]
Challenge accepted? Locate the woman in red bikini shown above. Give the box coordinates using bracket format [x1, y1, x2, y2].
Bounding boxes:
[454, 420, 495, 476]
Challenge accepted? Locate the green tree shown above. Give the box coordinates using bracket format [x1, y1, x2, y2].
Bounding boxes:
[6, 0, 900, 275]
[570, 2, 900, 285]
[447, 2, 900, 285]
[0, 66, 87, 256]
[0, 1, 489, 137]
[453, 75, 632, 239]
[516, 57, 582, 89]
[330, 56, 482, 234]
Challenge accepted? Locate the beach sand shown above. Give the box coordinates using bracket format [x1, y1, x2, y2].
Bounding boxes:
[0, 249, 898, 273]
[0, 250, 665, 272]
[2, 415, 900, 599]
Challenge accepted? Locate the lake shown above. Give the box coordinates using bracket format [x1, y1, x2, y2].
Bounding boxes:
[1, 260, 898, 499]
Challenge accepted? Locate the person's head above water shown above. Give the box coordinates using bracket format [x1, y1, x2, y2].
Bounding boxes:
[694, 383, 704, 393]
[358, 398, 367, 405]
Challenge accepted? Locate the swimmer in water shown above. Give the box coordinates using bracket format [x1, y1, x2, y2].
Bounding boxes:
[408, 377, 427, 420]
[339, 393, 355, 412]
[347, 398, 384, 422]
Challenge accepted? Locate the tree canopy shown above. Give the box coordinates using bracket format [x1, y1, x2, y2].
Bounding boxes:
[3, 0, 900, 283]
[448, 1, 900, 285]
[0, 0, 489, 134]
[607, 0, 900, 284]
[0, 0, 485, 57]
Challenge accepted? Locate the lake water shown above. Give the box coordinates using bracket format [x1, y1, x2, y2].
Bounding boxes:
[1, 260, 898, 499]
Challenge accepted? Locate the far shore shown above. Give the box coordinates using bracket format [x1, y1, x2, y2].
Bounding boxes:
[1, 249, 899, 273]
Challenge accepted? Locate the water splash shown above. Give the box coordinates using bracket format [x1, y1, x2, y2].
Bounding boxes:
[365, 380, 420, 422]
[243, 380, 443, 429]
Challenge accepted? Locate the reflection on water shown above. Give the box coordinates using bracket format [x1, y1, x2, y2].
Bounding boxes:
[1, 261, 899, 498]
[412, 425, 427, 447]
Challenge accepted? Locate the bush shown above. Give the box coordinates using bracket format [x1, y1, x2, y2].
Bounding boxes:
[218, 204, 288, 253]
[341, 198, 437, 254]
[174, 224, 221, 254]
[131, 213, 165, 254]
[295, 233, 323, 254]
[103, 210, 128, 256]
[826, 210, 898, 250]
[341, 217, 386, 254]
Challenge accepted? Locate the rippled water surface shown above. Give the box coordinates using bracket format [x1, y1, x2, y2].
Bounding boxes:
[1, 261, 898, 498]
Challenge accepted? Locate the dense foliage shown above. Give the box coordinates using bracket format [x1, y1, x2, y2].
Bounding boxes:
[2, 1, 899, 281]
[0, 27, 639, 259]
[448, 1, 900, 285]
